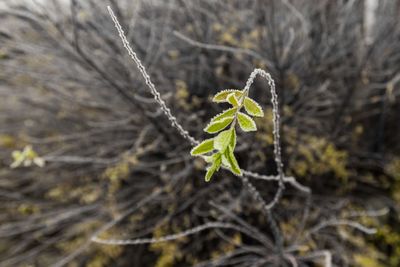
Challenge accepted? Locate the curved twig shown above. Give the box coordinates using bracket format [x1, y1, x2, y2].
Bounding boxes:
[105, 7, 309, 257]
[106, 6, 310, 196]
[92, 222, 248, 246]
[173, 31, 270, 65]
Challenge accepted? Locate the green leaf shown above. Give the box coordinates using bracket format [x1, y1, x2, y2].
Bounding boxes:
[205, 154, 221, 182]
[202, 152, 219, 163]
[237, 112, 257, 132]
[204, 116, 234, 133]
[12, 151, 22, 160]
[212, 89, 243, 103]
[230, 128, 237, 150]
[225, 146, 241, 175]
[214, 128, 233, 151]
[205, 165, 216, 182]
[244, 97, 264, 117]
[221, 153, 230, 167]
[227, 93, 239, 107]
[190, 139, 214, 156]
[210, 107, 237, 124]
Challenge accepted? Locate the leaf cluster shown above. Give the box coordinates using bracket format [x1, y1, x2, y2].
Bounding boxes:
[191, 89, 264, 181]
[10, 145, 45, 168]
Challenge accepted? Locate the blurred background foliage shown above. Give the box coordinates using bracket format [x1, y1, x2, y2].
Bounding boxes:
[0, 0, 399, 266]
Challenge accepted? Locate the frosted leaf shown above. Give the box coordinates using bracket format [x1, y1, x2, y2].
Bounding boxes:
[212, 89, 243, 103]
[214, 128, 233, 151]
[204, 116, 234, 133]
[225, 146, 241, 175]
[227, 93, 239, 107]
[210, 107, 237, 124]
[244, 97, 264, 117]
[205, 154, 221, 182]
[230, 128, 237, 150]
[190, 139, 214, 155]
[237, 112, 257, 132]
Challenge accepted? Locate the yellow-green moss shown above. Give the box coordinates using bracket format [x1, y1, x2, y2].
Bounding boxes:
[256, 108, 349, 180]
[150, 226, 185, 267]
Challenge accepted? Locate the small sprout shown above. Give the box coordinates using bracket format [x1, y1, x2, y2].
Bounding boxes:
[192, 87, 264, 181]
[212, 89, 243, 103]
[237, 112, 257, 132]
[11, 145, 45, 168]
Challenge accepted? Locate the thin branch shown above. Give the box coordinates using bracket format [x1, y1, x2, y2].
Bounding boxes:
[173, 31, 270, 65]
[92, 222, 246, 246]
[310, 219, 378, 235]
[107, 6, 197, 146]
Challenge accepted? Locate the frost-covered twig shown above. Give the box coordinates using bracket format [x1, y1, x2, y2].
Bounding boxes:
[174, 31, 269, 64]
[243, 170, 311, 193]
[104, 16, 317, 262]
[309, 219, 378, 235]
[107, 6, 310, 198]
[107, 6, 197, 146]
[92, 222, 246, 246]
[106, 7, 304, 258]
[240, 68, 286, 210]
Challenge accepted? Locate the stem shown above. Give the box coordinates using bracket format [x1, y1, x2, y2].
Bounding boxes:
[230, 89, 249, 130]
